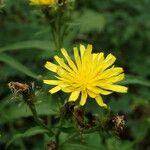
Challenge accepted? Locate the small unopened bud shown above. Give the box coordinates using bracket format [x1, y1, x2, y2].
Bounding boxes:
[86, 112, 96, 127]
[60, 102, 75, 119]
[58, 0, 65, 5]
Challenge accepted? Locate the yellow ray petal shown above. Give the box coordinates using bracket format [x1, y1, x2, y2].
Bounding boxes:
[80, 91, 88, 106]
[90, 53, 104, 76]
[30, 0, 56, 5]
[56, 67, 74, 81]
[44, 61, 58, 72]
[104, 53, 116, 63]
[80, 44, 86, 58]
[55, 76, 74, 84]
[61, 48, 77, 72]
[95, 66, 124, 80]
[69, 91, 80, 102]
[82, 44, 93, 68]
[86, 44, 93, 54]
[95, 95, 107, 108]
[110, 67, 124, 77]
[98, 84, 128, 93]
[61, 86, 73, 93]
[87, 86, 112, 95]
[49, 86, 61, 94]
[54, 56, 72, 72]
[97, 66, 115, 79]
[43, 80, 61, 85]
[73, 47, 81, 69]
[92, 54, 99, 60]
[102, 54, 116, 71]
[87, 90, 97, 98]
[98, 52, 104, 61]
[59, 83, 70, 88]
[102, 73, 125, 83]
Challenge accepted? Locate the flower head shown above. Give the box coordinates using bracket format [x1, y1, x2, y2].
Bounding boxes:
[44, 44, 128, 108]
[30, 0, 58, 6]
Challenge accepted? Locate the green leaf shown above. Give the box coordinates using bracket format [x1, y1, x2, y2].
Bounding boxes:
[6, 126, 49, 149]
[0, 103, 57, 123]
[62, 143, 99, 150]
[120, 75, 150, 87]
[77, 10, 106, 33]
[106, 137, 134, 150]
[130, 119, 150, 142]
[0, 95, 12, 110]
[0, 94, 58, 124]
[0, 53, 40, 79]
[61, 133, 104, 150]
[0, 40, 53, 53]
[61, 127, 76, 133]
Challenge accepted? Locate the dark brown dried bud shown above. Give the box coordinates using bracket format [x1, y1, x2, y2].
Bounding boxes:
[46, 141, 57, 150]
[73, 106, 85, 128]
[73, 106, 84, 127]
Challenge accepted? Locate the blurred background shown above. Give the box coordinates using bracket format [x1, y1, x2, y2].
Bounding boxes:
[0, 0, 150, 149]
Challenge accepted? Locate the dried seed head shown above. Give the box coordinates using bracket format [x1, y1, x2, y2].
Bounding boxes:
[8, 81, 34, 102]
[46, 141, 57, 150]
[8, 81, 30, 94]
[112, 114, 125, 131]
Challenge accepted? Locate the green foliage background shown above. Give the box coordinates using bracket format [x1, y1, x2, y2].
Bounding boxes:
[0, 0, 150, 149]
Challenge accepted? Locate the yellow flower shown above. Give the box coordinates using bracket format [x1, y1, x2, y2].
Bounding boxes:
[43, 44, 128, 108]
[30, 0, 58, 6]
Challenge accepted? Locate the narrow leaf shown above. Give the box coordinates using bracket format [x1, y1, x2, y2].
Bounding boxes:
[0, 40, 53, 53]
[0, 53, 40, 79]
[77, 10, 106, 33]
[120, 75, 150, 87]
[6, 126, 49, 149]
[0, 94, 58, 124]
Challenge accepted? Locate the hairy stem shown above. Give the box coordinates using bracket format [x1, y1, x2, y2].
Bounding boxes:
[27, 102, 55, 136]
[60, 126, 102, 146]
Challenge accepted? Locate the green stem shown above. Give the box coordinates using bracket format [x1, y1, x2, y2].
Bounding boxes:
[27, 102, 55, 136]
[41, 8, 59, 51]
[55, 115, 64, 146]
[51, 27, 58, 50]
[55, 8, 62, 50]
[47, 115, 52, 128]
[60, 132, 78, 146]
[60, 126, 102, 146]
[8, 123, 26, 150]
